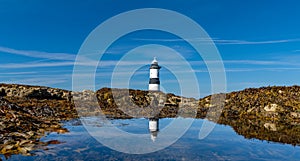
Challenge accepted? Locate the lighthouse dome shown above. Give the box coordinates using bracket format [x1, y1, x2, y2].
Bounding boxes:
[151, 57, 158, 64]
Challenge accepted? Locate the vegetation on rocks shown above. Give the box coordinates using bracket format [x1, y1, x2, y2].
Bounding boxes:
[199, 85, 300, 145]
[0, 97, 68, 157]
[1, 83, 300, 156]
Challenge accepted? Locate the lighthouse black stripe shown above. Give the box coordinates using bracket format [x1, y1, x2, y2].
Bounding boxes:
[150, 64, 161, 69]
[149, 78, 160, 84]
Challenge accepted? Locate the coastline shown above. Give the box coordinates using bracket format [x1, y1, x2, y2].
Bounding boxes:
[1, 83, 300, 156]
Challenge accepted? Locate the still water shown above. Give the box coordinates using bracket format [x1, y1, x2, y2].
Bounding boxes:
[1, 118, 300, 161]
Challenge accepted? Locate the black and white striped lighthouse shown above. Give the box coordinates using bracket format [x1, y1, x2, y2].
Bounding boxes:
[149, 57, 161, 91]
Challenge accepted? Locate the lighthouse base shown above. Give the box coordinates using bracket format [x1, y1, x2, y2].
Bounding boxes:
[149, 84, 159, 91]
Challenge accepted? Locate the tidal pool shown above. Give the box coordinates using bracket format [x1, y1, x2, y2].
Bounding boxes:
[1, 118, 300, 161]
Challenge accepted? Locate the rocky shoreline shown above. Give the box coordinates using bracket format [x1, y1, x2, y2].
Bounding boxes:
[1, 83, 300, 156]
[0, 97, 68, 157]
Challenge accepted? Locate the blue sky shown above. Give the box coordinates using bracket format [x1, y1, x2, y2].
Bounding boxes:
[1, 1, 300, 98]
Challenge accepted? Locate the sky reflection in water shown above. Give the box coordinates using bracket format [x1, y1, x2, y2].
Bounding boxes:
[2, 118, 300, 161]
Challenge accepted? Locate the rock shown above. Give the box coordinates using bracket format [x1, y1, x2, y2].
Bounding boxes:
[47, 140, 63, 145]
[264, 123, 277, 131]
[290, 112, 300, 118]
[264, 104, 278, 112]
[4, 145, 14, 150]
[0, 96, 72, 157]
[0, 88, 5, 96]
[0, 83, 71, 100]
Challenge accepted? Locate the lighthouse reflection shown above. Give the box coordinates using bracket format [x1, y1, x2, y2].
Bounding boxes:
[149, 118, 159, 142]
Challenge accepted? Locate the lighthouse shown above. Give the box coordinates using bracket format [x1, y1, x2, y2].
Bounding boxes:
[149, 57, 161, 91]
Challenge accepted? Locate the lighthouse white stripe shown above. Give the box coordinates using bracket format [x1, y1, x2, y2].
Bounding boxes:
[149, 84, 159, 91]
[150, 69, 159, 78]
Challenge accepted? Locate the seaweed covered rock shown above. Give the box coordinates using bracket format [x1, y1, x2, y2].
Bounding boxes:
[0, 97, 68, 157]
[95, 88, 198, 118]
[0, 84, 71, 100]
[198, 85, 300, 145]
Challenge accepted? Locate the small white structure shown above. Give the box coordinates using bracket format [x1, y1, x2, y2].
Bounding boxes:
[149, 57, 161, 91]
[149, 118, 159, 142]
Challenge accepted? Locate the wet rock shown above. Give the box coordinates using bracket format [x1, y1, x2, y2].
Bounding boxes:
[0, 96, 70, 157]
[47, 140, 63, 145]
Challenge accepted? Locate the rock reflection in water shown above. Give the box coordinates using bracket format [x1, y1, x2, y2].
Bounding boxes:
[219, 117, 300, 146]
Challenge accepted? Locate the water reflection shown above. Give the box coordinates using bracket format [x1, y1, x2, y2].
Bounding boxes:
[148, 118, 159, 142]
[219, 118, 300, 146]
[2, 118, 300, 161]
